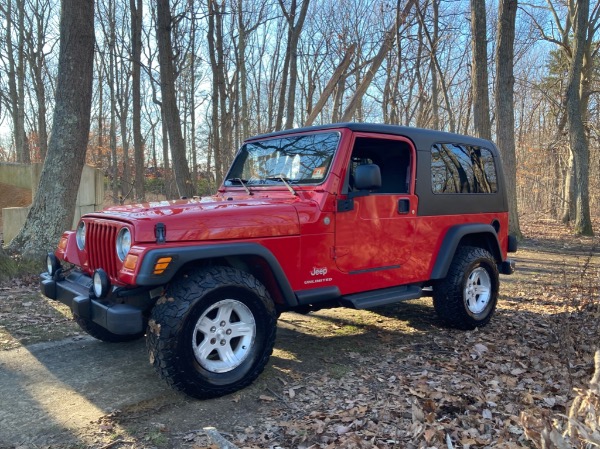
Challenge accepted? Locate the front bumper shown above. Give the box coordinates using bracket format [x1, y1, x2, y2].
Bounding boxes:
[40, 271, 144, 335]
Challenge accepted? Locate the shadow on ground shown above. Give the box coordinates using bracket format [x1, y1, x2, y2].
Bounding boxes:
[0, 298, 443, 447]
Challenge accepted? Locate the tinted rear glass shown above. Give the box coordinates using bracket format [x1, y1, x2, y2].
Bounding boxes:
[431, 143, 497, 194]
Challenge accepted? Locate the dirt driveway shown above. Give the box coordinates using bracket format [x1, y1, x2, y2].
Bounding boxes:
[0, 333, 282, 447]
[1, 218, 599, 448]
[1, 337, 167, 446]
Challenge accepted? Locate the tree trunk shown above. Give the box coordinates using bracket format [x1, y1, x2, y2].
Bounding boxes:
[156, 0, 194, 198]
[266, 22, 284, 131]
[160, 105, 174, 198]
[470, 0, 491, 140]
[215, 1, 233, 178]
[304, 44, 355, 126]
[207, 0, 224, 186]
[130, 0, 145, 201]
[117, 101, 131, 200]
[26, 0, 50, 161]
[341, 0, 415, 122]
[275, 0, 311, 130]
[495, 0, 521, 238]
[565, 0, 593, 235]
[8, 0, 95, 258]
[414, 17, 426, 127]
[97, 57, 105, 170]
[16, 0, 28, 163]
[415, 3, 456, 132]
[237, 0, 249, 139]
[6, 0, 29, 163]
[561, 150, 576, 223]
[284, 0, 310, 129]
[331, 77, 346, 123]
[189, 5, 198, 186]
[108, 0, 118, 199]
[430, 0, 440, 130]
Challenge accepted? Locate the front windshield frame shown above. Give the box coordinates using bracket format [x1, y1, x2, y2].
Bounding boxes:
[224, 131, 341, 187]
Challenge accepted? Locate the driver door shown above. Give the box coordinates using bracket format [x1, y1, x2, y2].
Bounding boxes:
[335, 134, 417, 275]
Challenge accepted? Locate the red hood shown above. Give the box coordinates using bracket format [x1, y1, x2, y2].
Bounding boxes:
[86, 195, 302, 243]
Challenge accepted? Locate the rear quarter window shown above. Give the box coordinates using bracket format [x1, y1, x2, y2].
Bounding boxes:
[431, 143, 498, 194]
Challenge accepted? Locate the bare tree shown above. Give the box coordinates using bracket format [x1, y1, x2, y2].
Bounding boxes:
[115, 8, 132, 201]
[235, 0, 264, 140]
[414, 0, 457, 132]
[429, 0, 440, 129]
[470, 0, 491, 140]
[341, 0, 415, 122]
[24, 0, 54, 161]
[275, 0, 311, 130]
[565, 0, 594, 235]
[3, 0, 29, 163]
[8, 0, 95, 257]
[130, 0, 144, 201]
[495, 0, 521, 237]
[304, 44, 356, 126]
[207, 0, 226, 185]
[156, 0, 194, 198]
[526, 0, 597, 232]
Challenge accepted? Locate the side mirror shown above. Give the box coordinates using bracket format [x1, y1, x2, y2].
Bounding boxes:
[354, 164, 381, 191]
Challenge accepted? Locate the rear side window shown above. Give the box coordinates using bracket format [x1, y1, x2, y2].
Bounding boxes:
[431, 143, 497, 194]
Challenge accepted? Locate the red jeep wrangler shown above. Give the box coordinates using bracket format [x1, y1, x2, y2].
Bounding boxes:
[41, 123, 516, 399]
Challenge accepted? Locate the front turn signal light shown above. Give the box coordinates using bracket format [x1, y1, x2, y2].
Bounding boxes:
[123, 254, 139, 270]
[153, 257, 172, 275]
[58, 237, 68, 251]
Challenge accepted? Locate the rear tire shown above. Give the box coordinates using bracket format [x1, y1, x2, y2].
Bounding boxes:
[147, 266, 277, 399]
[433, 246, 499, 330]
[74, 314, 145, 342]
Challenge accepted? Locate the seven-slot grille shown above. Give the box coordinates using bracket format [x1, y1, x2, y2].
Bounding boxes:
[86, 221, 121, 279]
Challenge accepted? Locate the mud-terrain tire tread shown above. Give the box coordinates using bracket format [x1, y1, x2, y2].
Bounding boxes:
[433, 246, 499, 330]
[146, 266, 277, 399]
[74, 314, 145, 342]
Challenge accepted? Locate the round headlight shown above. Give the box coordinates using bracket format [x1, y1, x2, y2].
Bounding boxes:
[93, 269, 110, 298]
[116, 228, 132, 261]
[76, 221, 86, 250]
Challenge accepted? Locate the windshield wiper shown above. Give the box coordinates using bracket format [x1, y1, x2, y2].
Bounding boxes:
[226, 178, 253, 195]
[265, 176, 297, 196]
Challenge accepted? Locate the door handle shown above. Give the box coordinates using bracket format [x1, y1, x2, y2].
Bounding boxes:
[398, 198, 410, 214]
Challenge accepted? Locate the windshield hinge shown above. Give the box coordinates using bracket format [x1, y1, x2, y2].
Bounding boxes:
[155, 223, 166, 244]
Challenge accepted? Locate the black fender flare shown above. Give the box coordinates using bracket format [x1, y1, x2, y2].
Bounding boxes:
[135, 243, 298, 307]
[430, 224, 502, 280]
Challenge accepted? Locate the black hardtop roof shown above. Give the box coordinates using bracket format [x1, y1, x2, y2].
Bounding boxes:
[245, 122, 496, 151]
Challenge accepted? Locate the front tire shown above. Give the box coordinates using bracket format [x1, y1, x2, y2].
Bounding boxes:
[146, 266, 277, 399]
[433, 246, 499, 330]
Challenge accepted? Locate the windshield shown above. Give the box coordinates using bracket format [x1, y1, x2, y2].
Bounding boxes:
[225, 132, 340, 185]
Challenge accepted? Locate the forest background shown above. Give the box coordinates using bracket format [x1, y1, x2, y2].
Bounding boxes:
[0, 0, 598, 256]
[1, 1, 600, 447]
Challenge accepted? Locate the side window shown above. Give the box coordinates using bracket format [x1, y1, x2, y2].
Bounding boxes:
[347, 137, 412, 194]
[431, 143, 497, 194]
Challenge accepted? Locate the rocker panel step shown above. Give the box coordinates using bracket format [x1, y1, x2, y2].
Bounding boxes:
[341, 285, 422, 309]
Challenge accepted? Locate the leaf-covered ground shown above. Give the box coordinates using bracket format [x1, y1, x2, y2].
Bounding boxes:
[0, 275, 80, 350]
[1, 217, 598, 448]
[186, 218, 600, 449]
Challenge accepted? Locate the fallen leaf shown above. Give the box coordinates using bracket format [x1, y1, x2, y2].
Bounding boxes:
[336, 425, 351, 435]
